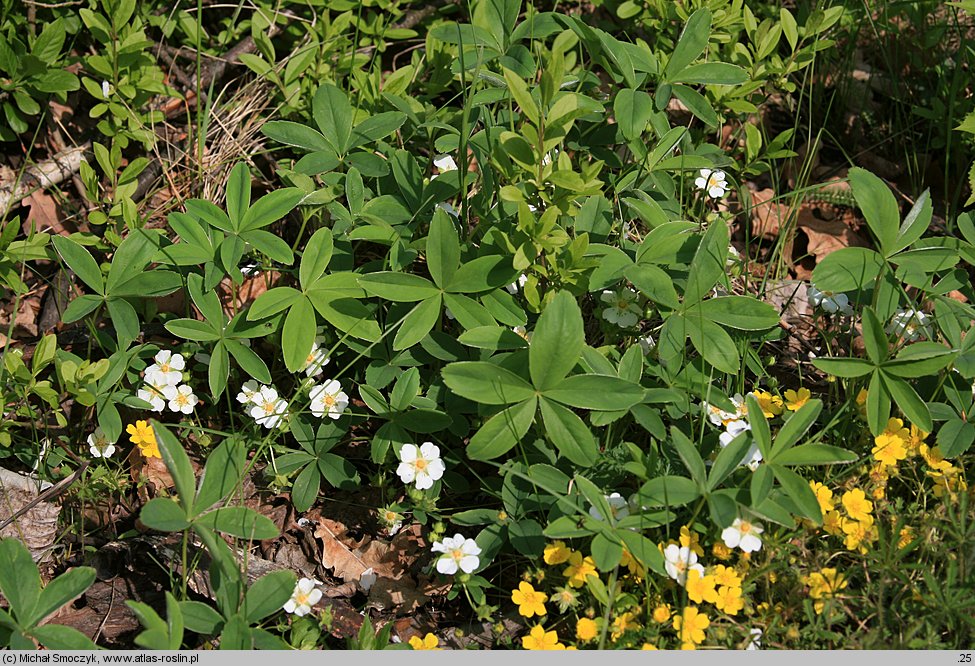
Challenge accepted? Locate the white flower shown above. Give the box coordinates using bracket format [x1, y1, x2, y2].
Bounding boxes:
[727, 244, 742, 268]
[436, 202, 459, 218]
[638, 334, 655, 355]
[718, 428, 763, 471]
[137, 381, 167, 413]
[506, 274, 528, 294]
[380, 509, 404, 537]
[600, 288, 642, 328]
[301, 343, 330, 378]
[237, 380, 261, 405]
[444, 307, 455, 320]
[887, 308, 932, 342]
[433, 154, 458, 173]
[145, 350, 185, 387]
[662, 544, 704, 585]
[359, 568, 377, 592]
[163, 384, 199, 415]
[283, 577, 322, 616]
[746, 628, 762, 650]
[309, 379, 349, 420]
[694, 168, 728, 199]
[807, 284, 853, 315]
[101, 80, 111, 97]
[431, 534, 481, 575]
[706, 393, 748, 431]
[87, 428, 116, 459]
[721, 517, 764, 553]
[396, 442, 446, 491]
[588, 492, 630, 522]
[250, 385, 288, 428]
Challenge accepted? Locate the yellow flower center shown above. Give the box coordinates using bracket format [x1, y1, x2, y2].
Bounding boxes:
[323, 394, 336, 407]
[739, 521, 752, 534]
[294, 591, 309, 606]
[415, 458, 428, 472]
[160, 362, 171, 373]
[175, 394, 188, 406]
[263, 401, 276, 414]
[451, 548, 464, 561]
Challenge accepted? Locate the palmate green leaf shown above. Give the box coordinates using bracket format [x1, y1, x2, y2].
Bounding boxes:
[770, 464, 822, 523]
[313, 83, 353, 155]
[282, 297, 317, 372]
[62, 294, 102, 322]
[614, 88, 653, 141]
[684, 219, 728, 305]
[686, 316, 739, 374]
[52, 235, 103, 294]
[165, 318, 220, 342]
[247, 287, 302, 320]
[849, 167, 899, 256]
[670, 62, 748, 85]
[773, 444, 857, 466]
[0, 538, 41, 623]
[243, 230, 294, 265]
[243, 570, 297, 624]
[866, 370, 891, 436]
[769, 399, 823, 459]
[625, 263, 680, 310]
[692, 295, 780, 330]
[669, 427, 706, 486]
[240, 189, 304, 232]
[393, 295, 442, 351]
[195, 507, 279, 540]
[542, 374, 644, 410]
[300, 228, 334, 290]
[637, 475, 700, 507]
[261, 121, 331, 152]
[539, 397, 598, 467]
[937, 419, 975, 457]
[139, 497, 190, 532]
[530, 291, 584, 391]
[811, 246, 884, 292]
[664, 7, 711, 79]
[152, 421, 197, 515]
[810, 356, 873, 378]
[442, 361, 535, 405]
[883, 342, 958, 377]
[348, 112, 407, 151]
[880, 372, 933, 432]
[359, 272, 440, 302]
[442, 293, 495, 330]
[861, 307, 889, 364]
[467, 397, 537, 461]
[226, 163, 251, 229]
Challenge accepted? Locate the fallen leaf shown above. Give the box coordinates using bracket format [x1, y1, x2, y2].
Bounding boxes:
[750, 188, 791, 239]
[796, 207, 869, 263]
[315, 521, 424, 584]
[0, 467, 60, 560]
[366, 577, 429, 614]
[22, 190, 60, 235]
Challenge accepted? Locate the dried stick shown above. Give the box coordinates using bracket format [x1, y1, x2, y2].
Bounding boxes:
[0, 144, 90, 220]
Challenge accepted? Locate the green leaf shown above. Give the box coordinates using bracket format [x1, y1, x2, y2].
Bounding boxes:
[247, 286, 302, 321]
[849, 167, 899, 256]
[539, 397, 598, 467]
[625, 264, 680, 310]
[262, 121, 330, 152]
[684, 219, 728, 304]
[670, 84, 720, 128]
[139, 498, 190, 532]
[445, 255, 513, 293]
[892, 189, 932, 254]
[225, 339, 272, 384]
[866, 370, 891, 436]
[282, 298, 317, 373]
[62, 294, 103, 322]
[503, 67, 539, 126]
[442, 361, 535, 405]
[614, 88, 653, 141]
[692, 296, 779, 330]
[590, 532, 623, 571]
[241, 189, 303, 232]
[670, 426, 706, 486]
[883, 343, 958, 377]
[195, 507, 279, 540]
[937, 419, 975, 457]
[670, 62, 748, 85]
[530, 291, 584, 390]
[771, 464, 821, 523]
[769, 399, 823, 459]
[467, 397, 537, 461]
[0, 538, 41, 623]
[810, 357, 873, 378]
[52, 235, 103, 294]
[617, 530, 667, 577]
[359, 272, 440, 302]
[637, 475, 700, 507]
[393, 295, 442, 351]
[860, 307, 889, 364]
[244, 570, 297, 623]
[313, 83, 353, 154]
[30, 625, 97, 649]
[291, 464, 321, 513]
[543, 374, 644, 410]
[457, 326, 529, 351]
[509, 519, 545, 558]
[243, 230, 295, 265]
[179, 601, 223, 635]
[300, 228, 334, 290]
[686, 316, 739, 374]
[195, 437, 246, 512]
[209, 341, 230, 399]
[880, 372, 933, 432]
[747, 394, 772, 460]
[811, 246, 884, 292]
[774, 444, 857, 466]
[750, 465, 774, 505]
[664, 8, 712, 79]
[106, 297, 139, 348]
[226, 163, 251, 229]
[708, 431, 753, 490]
[34, 568, 95, 625]
[152, 421, 197, 516]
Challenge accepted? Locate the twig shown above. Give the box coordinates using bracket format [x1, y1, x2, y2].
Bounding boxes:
[0, 144, 90, 221]
[0, 461, 89, 532]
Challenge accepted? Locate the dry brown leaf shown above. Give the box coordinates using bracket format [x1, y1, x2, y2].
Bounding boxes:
[366, 577, 429, 614]
[13, 296, 40, 338]
[216, 271, 280, 315]
[796, 208, 869, 263]
[0, 467, 60, 560]
[23, 190, 60, 234]
[315, 520, 424, 584]
[750, 188, 791, 239]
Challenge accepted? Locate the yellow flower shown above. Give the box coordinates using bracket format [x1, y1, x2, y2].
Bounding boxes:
[575, 617, 598, 642]
[711, 564, 742, 590]
[685, 568, 719, 604]
[842, 518, 874, 553]
[855, 388, 868, 419]
[809, 481, 835, 514]
[409, 633, 439, 650]
[841, 488, 873, 522]
[641, 643, 658, 650]
[751, 390, 784, 418]
[562, 552, 597, 588]
[906, 425, 927, 456]
[898, 526, 915, 549]
[804, 568, 847, 613]
[920, 444, 954, 472]
[872, 418, 909, 467]
[521, 625, 565, 650]
[610, 611, 640, 641]
[929, 466, 968, 499]
[543, 541, 572, 565]
[512, 581, 547, 618]
[822, 510, 843, 536]
[619, 548, 644, 579]
[712, 542, 733, 561]
[783, 387, 811, 411]
[126, 420, 160, 459]
[652, 603, 672, 624]
[714, 585, 744, 615]
[679, 525, 704, 557]
[673, 606, 709, 646]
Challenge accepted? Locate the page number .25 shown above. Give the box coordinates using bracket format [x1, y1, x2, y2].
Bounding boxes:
[960, 654, 972, 663]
